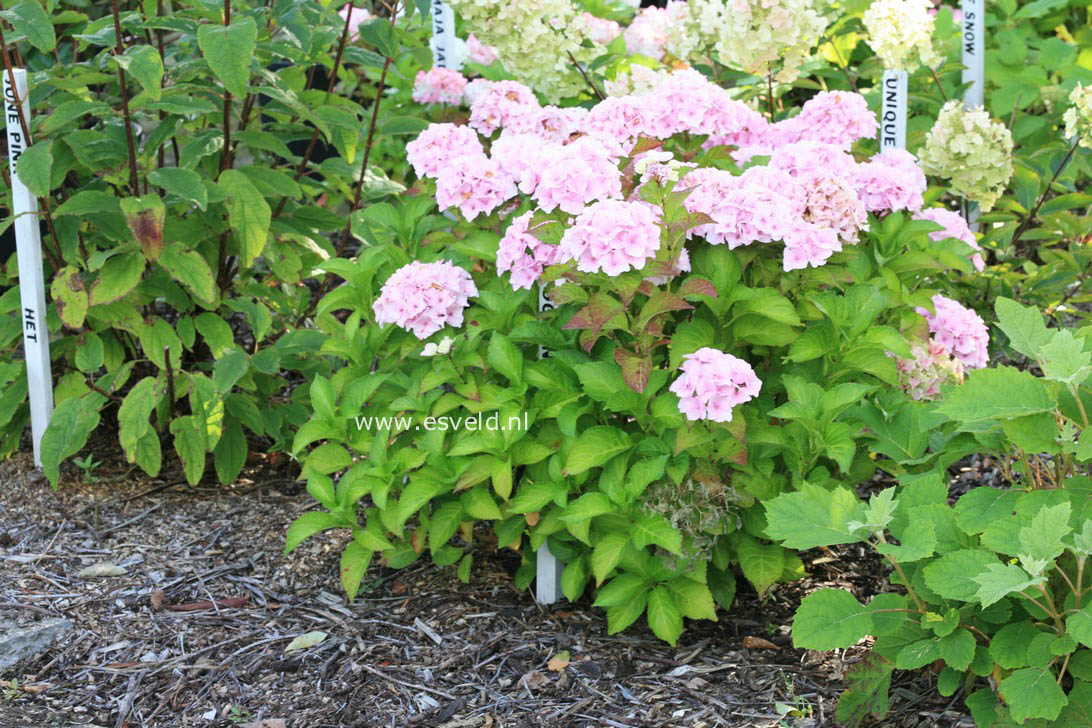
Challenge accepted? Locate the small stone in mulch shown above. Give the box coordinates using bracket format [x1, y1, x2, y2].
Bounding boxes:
[0, 618, 73, 672]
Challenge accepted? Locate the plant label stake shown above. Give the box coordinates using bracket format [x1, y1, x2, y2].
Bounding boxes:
[535, 282, 563, 604]
[429, 0, 464, 71]
[4, 68, 53, 468]
[880, 69, 908, 150]
[962, 0, 985, 230]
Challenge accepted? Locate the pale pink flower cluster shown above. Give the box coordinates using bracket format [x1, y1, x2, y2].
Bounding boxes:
[770, 141, 859, 183]
[496, 211, 566, 290]
[918, 294, 989, 369]
[466, 34, 499, 65]
[558, 200, 662, 276]
[670, 348, 762, 422]
[914, 207, 985, 271]
[412, 68, 468, 106]
[783, 225, 843, 271]
[679, 167, 802, 249]
[405, 123, 483, 179]
[338, 4, 373, 42]
[894, 339, 966, 401]
[854, 148, 926, 213]
[800, 176, 868, 244]
[468, 81, 541, 135]
[577, 11, 622, 45]
[624, 5, 672, 59]
[783, 91, 879, 149]
[435, 154, 517, 220]
[374, 261, 478, 339]
[531, 137, 623, 214]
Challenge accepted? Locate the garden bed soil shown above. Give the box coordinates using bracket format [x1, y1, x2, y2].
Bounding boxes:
[0, 450, 976, 727]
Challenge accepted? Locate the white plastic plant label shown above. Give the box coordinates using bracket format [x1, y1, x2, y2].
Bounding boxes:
[535, 282, 563, 604]
[429, 0, 464, 71]
[961, 0, 985, 110]
[4, 68, 54, 468]
[880, 69, 908, 150]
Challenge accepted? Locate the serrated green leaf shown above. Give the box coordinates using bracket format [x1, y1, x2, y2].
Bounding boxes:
[923, 549, 1000, 601]
[197, 17, 257, 98]
[149, 167, 208, 210]
[284, 511, 341, 553]
[792, 589, 872, 650]
[15, 140, 52, 196]
[935, 367, 1055, 423]
[8, 0, 55, 53]
[764, 482, 868, 549]
[590, 532, 628, 584]
[563, 426, 630, 476]
[339, 541, 372, 601]
[646, 586, 683, 645]
[1000, 668, 1068, 723]
[973, 563, 1044, 607]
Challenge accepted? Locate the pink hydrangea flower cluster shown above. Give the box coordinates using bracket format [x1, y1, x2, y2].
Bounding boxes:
[800, 176, 868, 244]
[914, 207, 985, 271]
[679, 166, 802, 248]
[624, 5, 672, 59]
[405, 123, 484, 179]
[466, 34, 499, 65]
[531, 137, 623, 214]
[558, 200, 662, 276]
[412, 68, 468, 106]
[577, 12, 622, 45]
[435, 155, 517, 220]
[338, 4, 373, 42]
[770, 141, 859, 183]
[374, 261, 478, 339]
[670, 348, 762, 422]
[854, 148, 926, 213]
[918, 294, 989, 369]
[468, 81, 541, 135]
[782, 91, 879, 149]
[496, 211, 565, 290]
[894, 339, 966, 401]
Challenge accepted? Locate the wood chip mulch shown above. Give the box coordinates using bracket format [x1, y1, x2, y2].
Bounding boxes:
[0, 452, 976, 727]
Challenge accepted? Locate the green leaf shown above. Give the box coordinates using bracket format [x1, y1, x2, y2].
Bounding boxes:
[990, 621, 1040, 669]
[50, 266, 89, 329]
[1067, 605, 1092, 649]
[487, 333, 522, 384]
[646, 586, 683, 646]
[836, 653, 893, 725]
[590, 532, 628, 585]
[995, 297, 1053, 360]
[117, 376, 157, 462]
[953, 487, 1022, 534]
[1000, 668, 1068, 723]
[149, 168, 208, 210]
[973, 563, 1044, 607]
[429, 501, 464, 553]
[764, 482, 868, 549]
[1041, 330, 1092, 387]
[339, 541, 372, 601]
[631, 514, 683, 555]
[7, 0, 55, 53]
[213, 417, 246, 485]
[792, 589, 872, 650]
[170, 415, 206, 485]
[40, 395, 102, 487]
[594, 573, 647, 607]
[285, 511, 341, 553]
[736, 535, 785, 598]
[935, 367, 1055, 423]
[563, 426, 631, 476]
[53, 190, 122, 217]
[1019, 502, 1071, 563]
[197, 17, 257, 98]
[874, 521, 936, 563]
[606, 590, 648, 634]
[561, 492, 614, 523]
[118, 45, 163, 100]
[460, 486, 502, 520]
[896, 638, 941, 670]
[158, 243, 216, 305]
[90, 250, 146, 305]
[923, 550, 1000, 601]
[666, 577, 717, 621]
[219, 169, 271, 269]
[939, 629, 976, 671]
[561, 555, 588, 602]
[212, 349, 249, 393]
[15, 140, 52, 196]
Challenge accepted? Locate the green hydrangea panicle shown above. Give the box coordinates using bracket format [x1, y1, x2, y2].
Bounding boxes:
[1063, 84, 1092, 149]
[862, 0, 939, 72]
[919, 101, 1015, 212]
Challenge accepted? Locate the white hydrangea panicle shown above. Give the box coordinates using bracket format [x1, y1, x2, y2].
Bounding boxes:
[862, 0, 940, 71]
[919, 101, 1014, 212]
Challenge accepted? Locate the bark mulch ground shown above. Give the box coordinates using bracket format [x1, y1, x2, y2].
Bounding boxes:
[0, 451, 976, 727]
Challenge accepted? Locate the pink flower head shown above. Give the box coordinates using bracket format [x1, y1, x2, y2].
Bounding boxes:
[464, 78, 494, 105]
[338, 4, 373, 42]
[532, 137, 622, 214]
[585, 95, 655, 149]
[782, 223, 843, 271]
[490, 132, 555, 195]
[913, 207, 985, 271]
[412, 67, 468, 106]
[526, 105, 590, 144]
[406, 123, 484, 179]
[466, 34, 499, 65]
[468, 80, 541, 136]
[670, 347, 762, 422]
[496, 211, 565, 290]
[374, 260, 478, 339]
[577, 12, 622, 45]
[434, 153, 517, 220]
[786, 91, 878, 150]
[624, 6, 670, 59]
[705, 102, 771, 152]
[855, 148, 927, 213]
[894, 338, 965, 401]
[770, 141, 859, 183]
[679, 166, 803, 248]
[801, 175, 868, 244]
[640, 69, 738, 138]
[917, 294, 989, 369]
[558, 200, 662, 276]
